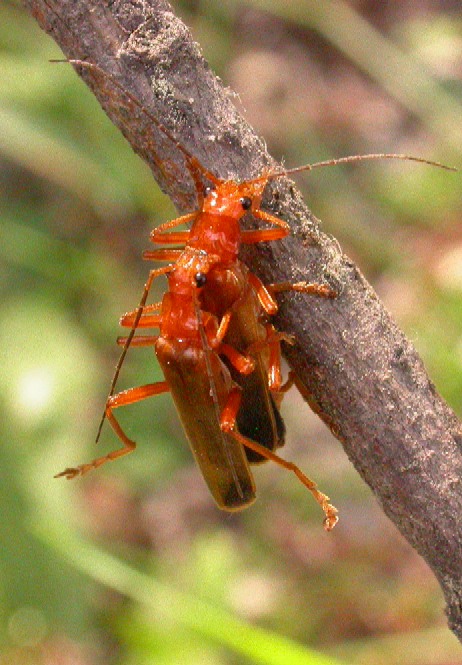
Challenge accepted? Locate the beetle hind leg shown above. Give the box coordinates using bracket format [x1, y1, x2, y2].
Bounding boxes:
[220, 388, 338, 530]
[55, 381, 169, 479]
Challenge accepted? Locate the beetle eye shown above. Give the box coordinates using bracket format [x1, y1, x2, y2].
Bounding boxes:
[195, 272, 207, 287]
[203, 184, 215, 197]
[240, 196, 252, 210]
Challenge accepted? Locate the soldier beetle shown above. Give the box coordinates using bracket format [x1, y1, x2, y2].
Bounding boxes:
[54, 60, 454, 530]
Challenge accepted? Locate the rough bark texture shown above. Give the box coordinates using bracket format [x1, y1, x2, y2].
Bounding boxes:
[24, 0, 462, 640]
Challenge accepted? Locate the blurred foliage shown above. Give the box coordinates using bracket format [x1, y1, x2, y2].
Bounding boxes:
[1, 1, 462, 664]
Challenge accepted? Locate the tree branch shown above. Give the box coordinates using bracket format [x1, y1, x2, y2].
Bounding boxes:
[24, 0, 462, 640]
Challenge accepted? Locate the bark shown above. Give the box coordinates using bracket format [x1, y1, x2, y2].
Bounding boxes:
[24, 0, 462, 640]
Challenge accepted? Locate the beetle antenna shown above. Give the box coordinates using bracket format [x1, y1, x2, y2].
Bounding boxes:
[245, 153, 457, 186]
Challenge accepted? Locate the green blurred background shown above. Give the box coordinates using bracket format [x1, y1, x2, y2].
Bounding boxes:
[1, 1, 462, 663]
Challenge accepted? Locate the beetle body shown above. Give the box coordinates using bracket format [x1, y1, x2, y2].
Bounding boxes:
[156, 337, 256, 510]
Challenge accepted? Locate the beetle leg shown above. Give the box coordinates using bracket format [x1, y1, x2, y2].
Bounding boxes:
[149, 211, 198, 245]
[220, 388, 338, 531]
[241, 208, 290, 244]
[214, 310, 232, 343]
[241, 228, 287, 243]
[218, 343, 255, 375]
[244, 324, 293, 393]
[143, 248, 184, 262]
[247, 272, 278, 315]
[119, 302, 162, 328]
[269, 281, 337, 298]
[203, 313, 255, 375]
[266, 326, 283, 392]
[55, 382, 170, 479]
[117, 335, 158, 347]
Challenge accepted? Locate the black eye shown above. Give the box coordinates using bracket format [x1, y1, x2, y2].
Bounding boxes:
[240, 196, 252, 210]
[195, 272, 207, 287]
[203, 184, 215, 197]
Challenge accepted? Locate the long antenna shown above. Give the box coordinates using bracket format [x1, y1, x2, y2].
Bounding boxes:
[51, 58, 220, 189]
[245, 153, 457, 186]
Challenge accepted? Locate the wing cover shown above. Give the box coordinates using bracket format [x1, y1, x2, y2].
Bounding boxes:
[156, 337, 256, 511]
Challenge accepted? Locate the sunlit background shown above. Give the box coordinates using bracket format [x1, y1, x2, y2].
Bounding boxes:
[1, 1, 462, 663]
